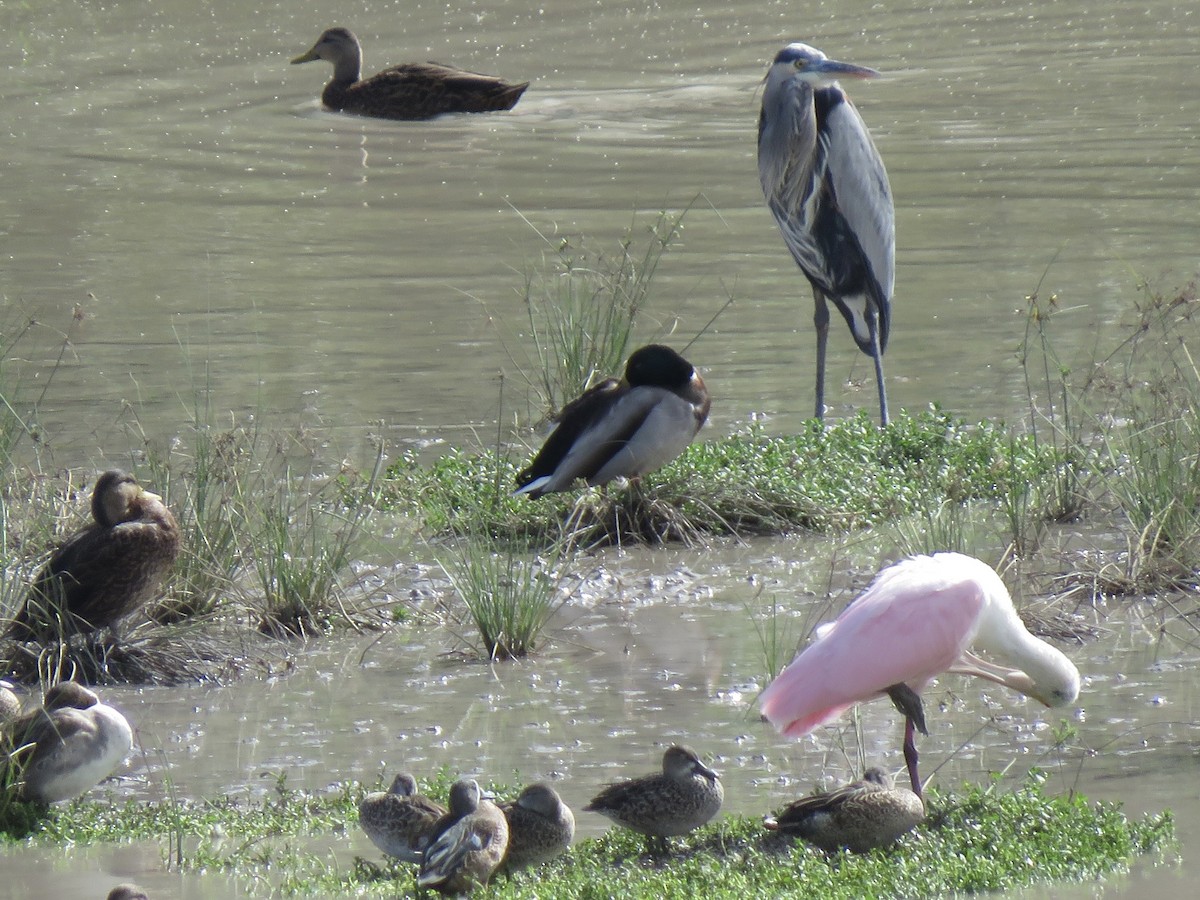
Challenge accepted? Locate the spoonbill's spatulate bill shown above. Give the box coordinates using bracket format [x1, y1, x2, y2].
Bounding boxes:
[759, 553, 1080, 797]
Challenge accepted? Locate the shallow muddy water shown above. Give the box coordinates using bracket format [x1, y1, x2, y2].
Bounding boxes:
[3, 0, 1200, 895]
[3, 537, 1200, 897]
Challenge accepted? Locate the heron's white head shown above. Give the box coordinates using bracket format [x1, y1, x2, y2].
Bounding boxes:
[768, 43, 880, 89]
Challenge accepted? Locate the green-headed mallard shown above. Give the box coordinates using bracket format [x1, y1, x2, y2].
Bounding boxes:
[291, 27, 529, 121]
[514, 345, 710, 498]
[499, 782, 575, 871]
[2, 681, 133, 803]
[358, 772, 448, 863]
[583, 745, 723, 853]
[6, 470, 179, 642]
[763, 767, 924, 853]
[417, 778, 509, 893]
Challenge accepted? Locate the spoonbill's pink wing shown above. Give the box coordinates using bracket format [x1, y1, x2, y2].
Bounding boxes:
[759, 558, 989, 738]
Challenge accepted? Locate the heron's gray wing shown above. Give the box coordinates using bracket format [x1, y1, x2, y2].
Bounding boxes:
[821, 96, 895, 301]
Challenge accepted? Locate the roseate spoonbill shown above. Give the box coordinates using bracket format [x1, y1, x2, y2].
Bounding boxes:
[7, 470, 179, 641]
[358, 772, 447, 863]
[291, 27, 528, 120]
[417, 778, 509, 893]
[498, 782, 576, 872]
[758, 553, 1080, 798]
[584, 744, 723, 853]
[764, 767, 924, 853]
[514, 345, 710, 498]
[4, 681, 133, 803]
[759, 43, 894, 426]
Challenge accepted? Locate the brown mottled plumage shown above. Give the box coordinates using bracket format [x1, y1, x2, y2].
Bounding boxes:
[106, 886, 150, 900]
[291, 27, 528, 121]
[763, 767, 925, 853]
[6, 470, 179, 642]
[499, 782, 575, 871]
[2, 681, 133, 803]
[417, 778, 509, 894]
[584, 745, 723, 852]
[358, 772, 447, 863]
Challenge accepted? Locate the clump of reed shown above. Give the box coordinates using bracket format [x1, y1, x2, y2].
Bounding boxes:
[1013, 276, 1200, 592]
[438, 534, 571, 660]
[511, 207, 687, 422]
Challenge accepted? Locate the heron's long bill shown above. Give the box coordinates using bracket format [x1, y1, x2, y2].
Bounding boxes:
[813, 58, 881, 80]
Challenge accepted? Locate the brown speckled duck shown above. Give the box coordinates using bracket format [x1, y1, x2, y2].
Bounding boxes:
[763, 767, 925, 853]
[499, 782, 575, 871]
[417, 778, 509, 894]
[358, 772, 447, 863]
[6, 470, 179, 642]
[291, 27, 528, 121]
[584, 745, 723, 853]
[106, 885, 150, 900]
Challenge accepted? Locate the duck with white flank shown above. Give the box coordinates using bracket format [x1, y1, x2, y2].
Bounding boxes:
[515, 345, 709, 498]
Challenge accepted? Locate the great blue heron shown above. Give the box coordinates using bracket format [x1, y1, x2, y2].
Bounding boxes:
[758, 43, 895, 426]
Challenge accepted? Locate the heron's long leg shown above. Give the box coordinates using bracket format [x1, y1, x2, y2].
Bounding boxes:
[869, 310, 889, 427]
[813, 291, 830, 422]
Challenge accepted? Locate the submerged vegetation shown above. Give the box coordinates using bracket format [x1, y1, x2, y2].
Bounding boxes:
[0, 774, 1175, 898]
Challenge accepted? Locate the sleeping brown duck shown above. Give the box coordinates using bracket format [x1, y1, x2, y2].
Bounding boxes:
[6, 470, 179, 642]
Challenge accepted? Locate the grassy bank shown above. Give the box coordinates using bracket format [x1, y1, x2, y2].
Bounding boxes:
[2, 774, 1175, 898]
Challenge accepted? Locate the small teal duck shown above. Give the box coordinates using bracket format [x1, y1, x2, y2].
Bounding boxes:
[6, 470, 179, 642]
[417, 778, 509, 893]
[291, 27, 529, 121]
[583, 745, 723, 852]
[3, 681, 133, 803]
[515, 345, 710, 498]
[106, 886, 150, 900]
[358, 772, 447, 863]
[763, 767, 925, 853]
[499, 782, 575, 871]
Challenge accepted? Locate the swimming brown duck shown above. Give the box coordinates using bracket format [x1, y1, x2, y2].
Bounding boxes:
[291, 27, 529, 121]
[584, 745, 723, 853]
[763, 767, 925, 853]
[6, 470, 179, 642]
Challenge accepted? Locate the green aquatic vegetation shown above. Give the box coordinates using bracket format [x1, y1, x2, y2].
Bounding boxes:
[0, 776, 1174, 898]
[438, 536, 572, 659]
[379, 409, 1072, 548]
[511, 208, 686, 424]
